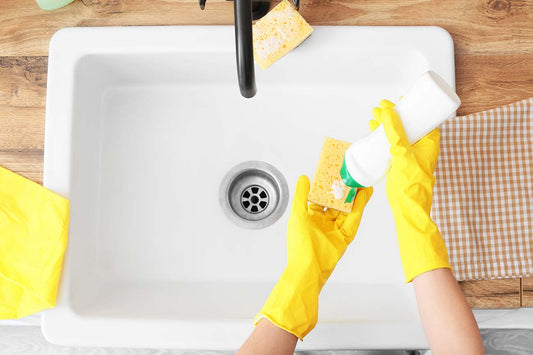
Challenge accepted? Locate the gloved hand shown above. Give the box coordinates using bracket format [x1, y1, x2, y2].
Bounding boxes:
[254, 175, 372, 340]
[370, 99, 451, 283]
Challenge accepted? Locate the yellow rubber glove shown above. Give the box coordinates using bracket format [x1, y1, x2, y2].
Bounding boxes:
[370, 100, 451, 283]
[0, 166, 69, 319]
[254, 175, 372, 339]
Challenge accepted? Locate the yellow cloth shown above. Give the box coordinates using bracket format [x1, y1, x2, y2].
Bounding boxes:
[0, 166, 69, 319]
[370, 100, 451, 283]
[254, 175, 372, 339]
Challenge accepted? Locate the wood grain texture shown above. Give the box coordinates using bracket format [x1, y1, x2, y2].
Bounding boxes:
[3, 326, 533, 354]
[0, 57, 46, 183]
[522, 277, 533, 307]
[0, 326, 234, 355]
[0, 57, 46, 151]
[455, 54, 533, 116]
[1, 0, 533, 56]
[0, 150, 43, 184]
[480, 329, 533, 355]
[0, 0, 234, 57]
[0, 327, 425, 354]
[458, 279, 521, 309]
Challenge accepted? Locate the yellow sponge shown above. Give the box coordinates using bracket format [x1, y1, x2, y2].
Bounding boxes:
[308, 137, 354, 213]
[252, 0, 313, 70]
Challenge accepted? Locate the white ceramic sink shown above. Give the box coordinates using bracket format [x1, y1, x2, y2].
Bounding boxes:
[41, 25, 499, 350]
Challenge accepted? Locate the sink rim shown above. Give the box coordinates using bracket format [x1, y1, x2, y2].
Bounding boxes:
[42, 25, 459, 350]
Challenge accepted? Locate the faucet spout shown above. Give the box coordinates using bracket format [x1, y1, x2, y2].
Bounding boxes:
[201, 0, 299, 98]
[234, 0, 257, 98]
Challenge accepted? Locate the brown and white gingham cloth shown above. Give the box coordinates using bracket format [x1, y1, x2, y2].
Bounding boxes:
[431, 98, 533, 281]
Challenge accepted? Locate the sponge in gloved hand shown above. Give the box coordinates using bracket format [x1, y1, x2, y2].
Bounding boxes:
[255, 176, 372, 339]
[308, 137, 354, 213]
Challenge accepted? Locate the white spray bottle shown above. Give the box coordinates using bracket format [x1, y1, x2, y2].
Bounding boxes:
[340, 71, 461, 202]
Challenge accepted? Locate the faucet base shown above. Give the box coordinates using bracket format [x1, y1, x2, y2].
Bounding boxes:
[251, 1, 270, 20]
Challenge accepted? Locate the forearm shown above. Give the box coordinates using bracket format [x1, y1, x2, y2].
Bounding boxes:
[413, 268, 484, 355]
[237, 319, 298, 355]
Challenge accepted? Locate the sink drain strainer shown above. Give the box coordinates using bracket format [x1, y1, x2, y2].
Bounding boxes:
[241, 185, 270, 214]
[220, 161, 289, 229]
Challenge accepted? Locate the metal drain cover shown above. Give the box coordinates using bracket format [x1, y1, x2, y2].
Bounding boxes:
[241, 185, 270, 214]
[219, 161, 289, 229]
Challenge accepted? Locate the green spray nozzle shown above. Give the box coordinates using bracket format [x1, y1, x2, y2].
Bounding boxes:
[344, 188, 357, 204]
[340, 156, 365, 203]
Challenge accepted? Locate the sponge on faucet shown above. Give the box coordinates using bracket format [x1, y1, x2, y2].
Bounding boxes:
[308, 137, 354, 213]
[252, 0, 313, 69]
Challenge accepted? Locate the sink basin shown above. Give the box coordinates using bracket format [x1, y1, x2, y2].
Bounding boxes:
[43, 26, 458, 349]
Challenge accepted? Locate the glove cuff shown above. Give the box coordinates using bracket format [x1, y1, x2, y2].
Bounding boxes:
[254, 266, 321, 340]
[397, 219, 452, 283]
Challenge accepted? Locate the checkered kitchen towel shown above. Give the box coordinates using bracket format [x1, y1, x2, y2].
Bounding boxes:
[431, 98, 533, 281]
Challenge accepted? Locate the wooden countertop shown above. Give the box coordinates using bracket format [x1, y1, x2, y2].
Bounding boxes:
[1, 0, 532, 309]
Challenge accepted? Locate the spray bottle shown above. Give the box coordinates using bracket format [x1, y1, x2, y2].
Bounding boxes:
[341, 71, 461, 202]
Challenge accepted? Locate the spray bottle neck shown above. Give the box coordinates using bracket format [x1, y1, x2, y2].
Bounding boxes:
[340, 157, 365, 203]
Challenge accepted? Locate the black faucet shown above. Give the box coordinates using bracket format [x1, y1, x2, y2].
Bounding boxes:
[200, 0, 300, 99]
[234, 0, 258, 98]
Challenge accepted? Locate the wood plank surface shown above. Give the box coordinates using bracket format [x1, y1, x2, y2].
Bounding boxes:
[522, 277, 533, 307]
[0, 56, 46, 182]
[0, 326, 234, 355]
[0, 0, 531, 309]
[1, 0, 533, 56]
[458, 279, 521, 309]
[1, 326, 533, 354]
[0, 150, 43, 184]
[455, 54, 533, 115]
[480, 329, 533, 354]
[0, 57, 46, 151]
